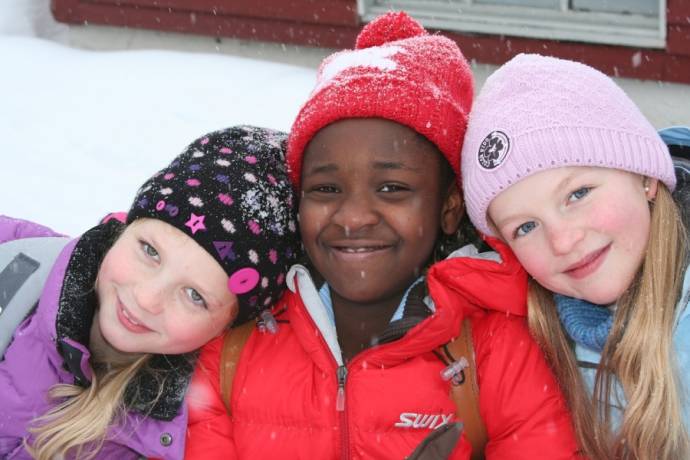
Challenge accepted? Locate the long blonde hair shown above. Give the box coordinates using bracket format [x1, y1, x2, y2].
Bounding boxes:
[28, 353, 151, 460]
[528, 184, 689, 460]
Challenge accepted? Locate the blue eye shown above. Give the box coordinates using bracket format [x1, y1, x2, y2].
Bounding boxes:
[568, 187, 591, 202]
[141, 241, 159, 260]
[515, 221, 537, 238]
[185, 287, 207, 308]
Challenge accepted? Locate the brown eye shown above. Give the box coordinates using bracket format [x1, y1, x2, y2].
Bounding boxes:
[313, 185, 339, 193]
[379, 183, 408, 193]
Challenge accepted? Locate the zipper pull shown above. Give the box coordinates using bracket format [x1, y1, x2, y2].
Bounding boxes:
[258, 310, 279, 334]
[440, 356, 469, 385]
[336, 365, 348, 412]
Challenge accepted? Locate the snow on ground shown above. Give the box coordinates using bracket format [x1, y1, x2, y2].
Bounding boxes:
[0, 1, 315, 235]
[2, 1, 689, 235]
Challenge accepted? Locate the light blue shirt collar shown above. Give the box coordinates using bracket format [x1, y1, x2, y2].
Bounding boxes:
[317, 277, 432, 327]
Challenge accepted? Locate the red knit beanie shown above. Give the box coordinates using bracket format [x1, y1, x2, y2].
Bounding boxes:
[287, 11, 474, 189]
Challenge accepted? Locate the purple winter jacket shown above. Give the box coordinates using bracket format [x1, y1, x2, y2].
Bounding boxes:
[0, 216, 190, 459]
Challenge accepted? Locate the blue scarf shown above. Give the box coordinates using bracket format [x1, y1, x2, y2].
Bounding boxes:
[554, 294, 614, 352]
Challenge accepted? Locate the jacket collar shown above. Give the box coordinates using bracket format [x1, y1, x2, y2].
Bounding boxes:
[285, 238, 527, 365]
[427, 236, 527, 318]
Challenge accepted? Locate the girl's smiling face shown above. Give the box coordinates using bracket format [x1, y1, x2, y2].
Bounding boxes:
[488, 166, 657, 304]
[298, 118, 461, 309]
[95, 219, 237, 356]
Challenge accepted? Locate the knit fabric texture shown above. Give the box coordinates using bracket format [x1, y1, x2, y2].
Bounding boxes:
[127, 126, 299, 325]
[286, 11, 474, 189]
[554, 294, 613, 353]
[461, 53, 676, 236]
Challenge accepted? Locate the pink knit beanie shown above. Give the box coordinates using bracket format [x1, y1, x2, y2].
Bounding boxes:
[461, 54, 675, 236]
[287, 11, 474, 189]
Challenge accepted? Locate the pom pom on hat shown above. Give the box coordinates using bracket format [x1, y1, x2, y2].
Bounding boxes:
[287, 11, 474, 189]
[355, 11, 426, 49]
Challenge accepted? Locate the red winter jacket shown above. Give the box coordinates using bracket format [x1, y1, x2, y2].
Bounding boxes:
[185, 239, 581, 459]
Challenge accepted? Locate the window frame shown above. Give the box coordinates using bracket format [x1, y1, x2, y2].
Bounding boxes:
[357, 0, 666, 48]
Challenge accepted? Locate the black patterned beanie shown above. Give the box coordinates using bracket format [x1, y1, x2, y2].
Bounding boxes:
[127, 125, 299, 325]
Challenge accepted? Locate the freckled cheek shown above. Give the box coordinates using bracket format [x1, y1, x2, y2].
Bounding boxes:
[588, 206, 650, 253]
[518, 252, 550, 281]
[98, 248, 130, 286]
[588, 206, 627, 232]
[165, 319, 215, 348]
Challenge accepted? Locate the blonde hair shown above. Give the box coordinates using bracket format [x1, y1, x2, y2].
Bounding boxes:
[528, 184, 689, 460]
[28, 353, 152, 460]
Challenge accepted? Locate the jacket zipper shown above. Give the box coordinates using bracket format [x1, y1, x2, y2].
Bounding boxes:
[336, 365, 350, 460]
[299, 304, 351, 460]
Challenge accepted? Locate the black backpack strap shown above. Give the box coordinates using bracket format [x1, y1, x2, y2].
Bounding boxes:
[660, 126, 690, 161]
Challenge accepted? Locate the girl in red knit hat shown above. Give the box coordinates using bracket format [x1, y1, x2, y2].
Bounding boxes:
[185, 12, 581, 460]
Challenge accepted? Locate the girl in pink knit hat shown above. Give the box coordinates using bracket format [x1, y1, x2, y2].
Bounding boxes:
[462, 53, 690, 460]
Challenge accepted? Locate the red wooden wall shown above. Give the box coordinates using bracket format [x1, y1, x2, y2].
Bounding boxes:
[51, 0, 690, 84]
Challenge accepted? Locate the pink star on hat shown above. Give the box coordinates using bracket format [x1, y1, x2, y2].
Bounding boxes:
[185, 213, 206, 234]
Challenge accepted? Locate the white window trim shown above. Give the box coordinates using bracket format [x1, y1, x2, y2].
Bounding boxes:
[357, 0, 666, 49]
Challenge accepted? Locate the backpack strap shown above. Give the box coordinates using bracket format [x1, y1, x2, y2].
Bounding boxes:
[0, 236, 70, 359]
[446, 319, 488, 460]
[219, 320, 256, 413]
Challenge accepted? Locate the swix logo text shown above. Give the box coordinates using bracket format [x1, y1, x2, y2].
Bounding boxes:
[394, 413, 454, 430]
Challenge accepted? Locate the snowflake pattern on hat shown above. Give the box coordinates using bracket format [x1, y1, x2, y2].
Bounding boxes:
[127, 126, 300, 325]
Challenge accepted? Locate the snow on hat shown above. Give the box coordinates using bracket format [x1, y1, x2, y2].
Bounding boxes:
[287, 11, 474, 188]
[127, 126, 299, 325]
[461, 53, 675, 237]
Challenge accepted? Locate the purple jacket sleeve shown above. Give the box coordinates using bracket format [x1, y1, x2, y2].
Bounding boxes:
[0, 216, 65, 244]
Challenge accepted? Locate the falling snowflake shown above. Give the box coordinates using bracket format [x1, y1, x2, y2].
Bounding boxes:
[631, 51, 642, 68]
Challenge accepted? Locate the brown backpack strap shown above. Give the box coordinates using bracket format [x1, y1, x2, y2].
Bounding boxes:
[219, 318, 487, 457]
[219, 321, 255, 414]
[446, 319, 488, 460]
